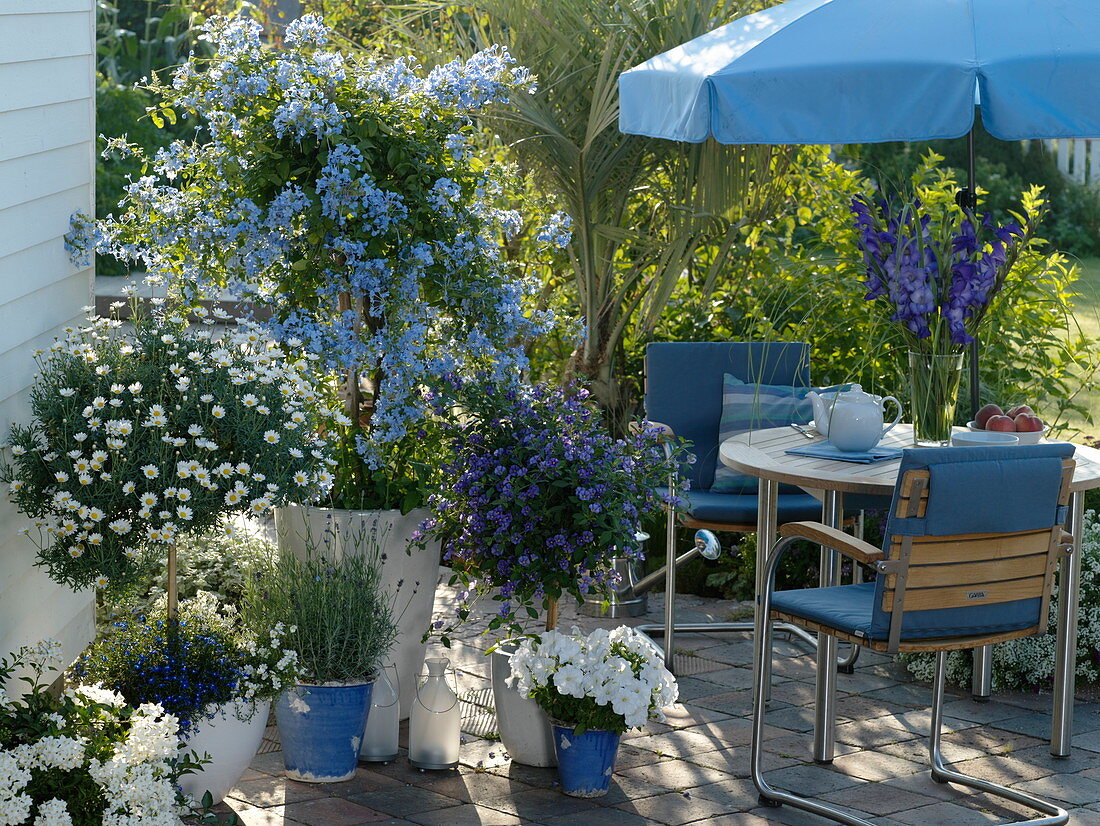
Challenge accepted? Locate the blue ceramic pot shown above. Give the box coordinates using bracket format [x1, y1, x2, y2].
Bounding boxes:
[276, 682, 373, 782]
[551, 724, 621, 797]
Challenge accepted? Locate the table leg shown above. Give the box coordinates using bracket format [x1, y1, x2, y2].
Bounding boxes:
[971, 644, 992, 702]
[1051, 490, 1085, 757]
[755, 478, 779, 704]
[813, 490, 844, 764]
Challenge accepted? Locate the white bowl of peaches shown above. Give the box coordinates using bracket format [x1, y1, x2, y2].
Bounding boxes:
[967, 404, 1048, 445]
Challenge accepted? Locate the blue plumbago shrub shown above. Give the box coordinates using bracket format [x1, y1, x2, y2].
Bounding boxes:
[851, 191, 1035, 354]
[0, 307, 334, 593]
[900, 508, 1100, 692]
[71, 593, 300, 735]
[71, 14, 566, 508]
[417, 377, 689, 639]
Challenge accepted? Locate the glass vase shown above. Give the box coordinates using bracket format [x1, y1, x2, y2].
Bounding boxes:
[908, 350, 965, 446]
[409, 657, 460, 770]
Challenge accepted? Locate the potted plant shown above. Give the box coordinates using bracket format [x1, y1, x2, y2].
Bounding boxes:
[418, 376, 685, 765]
[0, 639, 188, 824]
[70, 14, 567, 711]
[241, 543, 398, 783]
[0, 306, 333, 603]
[508, 625, 678, 797]
[70, 592, 299, 804]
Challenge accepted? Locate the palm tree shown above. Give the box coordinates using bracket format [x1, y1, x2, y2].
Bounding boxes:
[394, 0, 793, 429]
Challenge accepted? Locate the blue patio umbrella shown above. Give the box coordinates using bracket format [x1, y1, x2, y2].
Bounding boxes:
[619, 0, 1100, 413]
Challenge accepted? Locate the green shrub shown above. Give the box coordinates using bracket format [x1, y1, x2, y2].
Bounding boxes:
[628, 148, 1100, 436]
[95, 73, 196, 275]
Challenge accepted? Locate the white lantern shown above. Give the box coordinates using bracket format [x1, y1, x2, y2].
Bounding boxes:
[360, 664, 399, 763]
[409, 656, 460, 770]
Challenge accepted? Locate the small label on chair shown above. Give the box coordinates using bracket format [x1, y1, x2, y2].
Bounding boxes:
[966, 590, 988, 601]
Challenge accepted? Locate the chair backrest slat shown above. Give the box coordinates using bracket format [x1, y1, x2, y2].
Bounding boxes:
[872, 445, 1075, 651]
[883, 574, 1049, 613]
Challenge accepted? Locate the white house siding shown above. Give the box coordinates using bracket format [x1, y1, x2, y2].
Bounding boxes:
[0, 0, 96, 666]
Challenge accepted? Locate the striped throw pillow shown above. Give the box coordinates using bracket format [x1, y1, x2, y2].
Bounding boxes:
[711, 374, 845, 494]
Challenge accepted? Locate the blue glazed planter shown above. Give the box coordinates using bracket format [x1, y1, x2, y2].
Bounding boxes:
[276, 682, 373, 782]
[551, 724, 621, 797]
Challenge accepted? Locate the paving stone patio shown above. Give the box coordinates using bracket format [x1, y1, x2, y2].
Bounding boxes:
[209, 578, 1100, 825]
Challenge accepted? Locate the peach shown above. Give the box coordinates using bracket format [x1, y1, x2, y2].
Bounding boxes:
[1006, 405, 1035, 419]
[975, 403, 1004, 428]
[986, 415, 1017, 432]
[1014, 414, 1045, 433]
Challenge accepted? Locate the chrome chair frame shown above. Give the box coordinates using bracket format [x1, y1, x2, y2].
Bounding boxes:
[750, 450, 1075, 826]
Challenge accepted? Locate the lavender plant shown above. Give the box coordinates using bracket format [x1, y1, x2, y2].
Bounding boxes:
[72, 14, 566, 510]
[418, 378, 688, 639]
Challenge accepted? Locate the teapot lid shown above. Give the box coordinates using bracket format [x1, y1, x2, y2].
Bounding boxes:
[835, 383, 875, 402]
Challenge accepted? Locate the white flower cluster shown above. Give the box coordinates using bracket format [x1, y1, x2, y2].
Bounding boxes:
[235, 620, 299, 708]
[509, 626, 678, 730]
[0, 641, 183, 826]
[4, 312, 339, 590]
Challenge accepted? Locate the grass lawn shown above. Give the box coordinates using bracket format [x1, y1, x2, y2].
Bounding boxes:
[1064, 257, 1100, 436]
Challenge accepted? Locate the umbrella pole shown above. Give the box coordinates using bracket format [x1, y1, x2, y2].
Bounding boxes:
[957, 127, 981, 418]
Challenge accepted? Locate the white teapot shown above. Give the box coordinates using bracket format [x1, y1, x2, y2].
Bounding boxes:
[806, 384, 902, 453]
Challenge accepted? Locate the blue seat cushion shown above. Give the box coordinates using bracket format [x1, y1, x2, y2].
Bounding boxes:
[772, 582, 877, 638]
[683, 489, 825, 526]
[773, 582, 1042, 642]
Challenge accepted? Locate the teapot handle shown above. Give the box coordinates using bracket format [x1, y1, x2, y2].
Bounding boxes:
[880, 396, 903, 439]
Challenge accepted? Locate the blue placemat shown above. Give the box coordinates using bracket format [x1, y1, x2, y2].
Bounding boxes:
[785, 441, 904, 464]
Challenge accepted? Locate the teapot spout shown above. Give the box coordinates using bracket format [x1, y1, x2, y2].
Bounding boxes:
[805, 391, 830, 437]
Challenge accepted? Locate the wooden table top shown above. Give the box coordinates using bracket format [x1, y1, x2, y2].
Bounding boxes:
[720, 424, 1100, 496]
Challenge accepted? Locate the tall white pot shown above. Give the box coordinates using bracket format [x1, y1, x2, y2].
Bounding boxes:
[274, 504, 441, 719]
[180, 700, 270, 805]
[491, 647, 556, 767]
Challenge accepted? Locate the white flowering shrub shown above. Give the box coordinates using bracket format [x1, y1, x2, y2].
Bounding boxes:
[900, 509, 1100, 691]
[0, 640, 185, 826]
[1, 308, 335, 593]
[508, 626, 678, 734]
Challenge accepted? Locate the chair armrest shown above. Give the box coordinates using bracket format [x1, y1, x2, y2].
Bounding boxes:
[778, 521, 885, 565]
[630, 420, 676, 441]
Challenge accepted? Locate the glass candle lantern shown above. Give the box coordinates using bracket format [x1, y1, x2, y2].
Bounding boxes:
[409, 656, 460, 770]
[359, 664, 399, 763]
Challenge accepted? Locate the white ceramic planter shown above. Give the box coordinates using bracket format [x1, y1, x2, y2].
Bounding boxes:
[491, 647, 556, 767]
[274, 505, 441, 719]
[180, 699, 270, 805]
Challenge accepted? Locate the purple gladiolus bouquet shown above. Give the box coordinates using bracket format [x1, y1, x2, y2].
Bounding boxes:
[417, 377, 689, 640]
[850, 195, 1031, 353]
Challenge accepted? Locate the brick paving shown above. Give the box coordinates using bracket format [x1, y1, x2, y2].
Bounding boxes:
[207, 578, 1100, 825]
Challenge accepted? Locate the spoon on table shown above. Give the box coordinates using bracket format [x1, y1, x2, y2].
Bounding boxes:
[790, 423, 818, 439]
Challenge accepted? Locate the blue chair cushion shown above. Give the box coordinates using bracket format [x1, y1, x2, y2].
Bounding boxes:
[712, 374, 848, 494]
[772, 583, 1043, 642]
[772, 582, 877, 638]
[867, 444, 1075, 641]
[645, 342, 810, 491]
[680, 489, 826, 526]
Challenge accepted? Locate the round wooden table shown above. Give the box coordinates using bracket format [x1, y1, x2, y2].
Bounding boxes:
[720, 424, 1100, 760]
